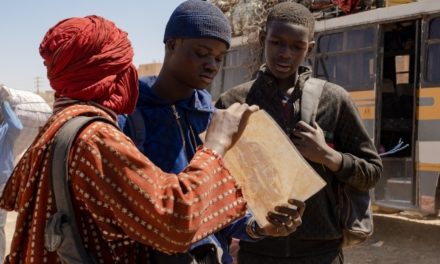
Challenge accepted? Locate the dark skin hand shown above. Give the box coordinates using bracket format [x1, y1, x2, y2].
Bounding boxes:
[291, 121, 342, 172]
[204, 103, 259, 156]
[256, 199, 306, 237]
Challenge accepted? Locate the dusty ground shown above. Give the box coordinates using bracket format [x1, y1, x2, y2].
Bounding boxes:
[4, 212, 440, 263]
[344, 213, 440, 264]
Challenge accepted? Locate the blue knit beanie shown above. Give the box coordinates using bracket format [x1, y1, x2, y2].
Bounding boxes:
[164, 0, 231, 48]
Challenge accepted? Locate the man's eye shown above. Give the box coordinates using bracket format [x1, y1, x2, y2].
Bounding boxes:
[293, 45, 306, 50]
[196, 51, 209, 57]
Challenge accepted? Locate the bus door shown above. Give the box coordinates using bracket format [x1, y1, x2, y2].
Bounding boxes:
[416, 15, 440, 214]
[374, 19, 420, 210]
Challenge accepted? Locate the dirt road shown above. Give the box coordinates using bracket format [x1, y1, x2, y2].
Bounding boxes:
[345, 213, 440, 264]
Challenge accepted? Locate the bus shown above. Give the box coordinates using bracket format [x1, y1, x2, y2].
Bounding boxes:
[210, 0, 440, 215]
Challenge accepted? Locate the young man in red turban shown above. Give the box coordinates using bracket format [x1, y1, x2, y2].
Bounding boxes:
[0, 15, 272, 263]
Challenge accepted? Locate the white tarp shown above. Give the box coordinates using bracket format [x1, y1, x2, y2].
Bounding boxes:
[0, 84, 52, 164]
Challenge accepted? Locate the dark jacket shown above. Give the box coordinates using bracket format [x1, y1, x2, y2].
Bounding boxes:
[215, 66, 382, 257]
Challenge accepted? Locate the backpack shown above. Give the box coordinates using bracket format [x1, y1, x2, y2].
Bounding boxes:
[121, 76, 157, 153]
[301, 78, 373, 248]
[123, 109, 146, 153]
[44, 116, 118, 264]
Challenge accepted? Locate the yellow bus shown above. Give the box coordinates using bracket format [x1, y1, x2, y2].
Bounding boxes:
[210, 0, 440, 215]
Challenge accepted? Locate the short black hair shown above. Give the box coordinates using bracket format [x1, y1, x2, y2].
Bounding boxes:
[266, 1, 315, 39]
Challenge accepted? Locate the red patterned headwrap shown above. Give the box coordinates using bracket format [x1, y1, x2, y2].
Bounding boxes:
[39, 15, 139, 114]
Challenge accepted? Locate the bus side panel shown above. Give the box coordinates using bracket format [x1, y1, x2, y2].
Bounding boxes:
[349, 90, 376, 138]
[416, 87, 440, 213]
[416, 170, 440, 213]
[416, 14, 440, 213]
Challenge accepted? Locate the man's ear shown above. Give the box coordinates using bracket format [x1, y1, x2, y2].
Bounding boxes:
[259, 30, 266, 46]
[306, 41, 315, 57]
[165, 39, 177, 53]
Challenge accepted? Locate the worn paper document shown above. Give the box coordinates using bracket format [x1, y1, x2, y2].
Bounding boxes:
[223, 110, 326, 227]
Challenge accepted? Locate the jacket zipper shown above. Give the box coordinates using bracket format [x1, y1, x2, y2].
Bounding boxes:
[171, 105, 188, 159]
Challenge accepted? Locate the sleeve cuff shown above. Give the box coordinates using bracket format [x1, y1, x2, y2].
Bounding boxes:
[197, 146, 223, 161]
[334, 153, 355, 182]
[245, 217, 265, 240]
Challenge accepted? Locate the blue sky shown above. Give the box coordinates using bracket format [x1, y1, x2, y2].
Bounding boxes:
[0, 0, 186, 92]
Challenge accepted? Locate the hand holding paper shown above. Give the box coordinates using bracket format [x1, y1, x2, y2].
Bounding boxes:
[223, 110, 326, 227]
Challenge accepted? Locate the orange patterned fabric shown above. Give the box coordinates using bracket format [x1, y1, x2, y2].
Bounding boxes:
[0, 104, 246, 263]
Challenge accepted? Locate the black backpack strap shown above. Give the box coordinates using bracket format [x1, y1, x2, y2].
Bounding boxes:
[301, 78, 326, 125]
[300, 78, 339, 221]
[301, 77, 336, 196]
[45, 116, 117, 264]
[301, 79, 373, 247]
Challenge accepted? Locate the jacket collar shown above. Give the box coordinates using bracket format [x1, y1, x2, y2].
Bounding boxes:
[136, 76, 214, 113]
[256, 64, 312, 98]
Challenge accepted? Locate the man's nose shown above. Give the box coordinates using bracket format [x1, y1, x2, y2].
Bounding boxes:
[205, 58, 219, 72]
[279, 45, 292, 59]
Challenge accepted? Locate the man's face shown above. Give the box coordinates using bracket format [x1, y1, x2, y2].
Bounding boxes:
[168, 38, 228, 89]
[263, 20, 313, 81]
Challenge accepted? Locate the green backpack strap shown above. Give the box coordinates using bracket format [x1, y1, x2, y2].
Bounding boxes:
[45, 116, 117, 264]
[301, 78, 326, 125]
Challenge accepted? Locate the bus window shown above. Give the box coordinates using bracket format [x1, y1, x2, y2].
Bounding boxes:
[316, 52, 374, 90]
[429, 18, 440, 39]
[425, 18, 440, 85]
[315, 26, 376, 92]
[346, 27, 375, 49]
[426, 46, 440, 84]
[318, 33, 343, 52]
